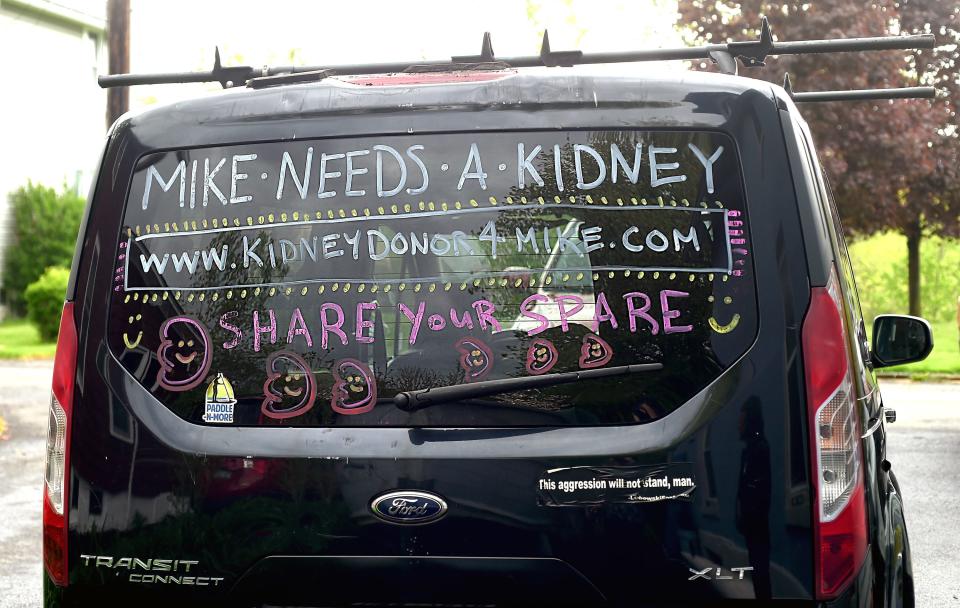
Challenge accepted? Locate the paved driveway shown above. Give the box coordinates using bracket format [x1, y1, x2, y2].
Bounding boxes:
[881, 380, 960, 606]
[0, 362, 53, 608]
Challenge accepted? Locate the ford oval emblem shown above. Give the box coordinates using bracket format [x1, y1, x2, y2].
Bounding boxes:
[371, 490, 448, 525]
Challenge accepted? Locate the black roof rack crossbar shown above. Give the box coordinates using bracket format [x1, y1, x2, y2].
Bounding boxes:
[102, 47, 264, 89]
[790, 87, 936, 102]
[782, 73, 936, 102]
[98, 17, 936, 102]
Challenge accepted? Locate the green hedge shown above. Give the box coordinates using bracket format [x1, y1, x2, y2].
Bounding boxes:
[24, 267, 70, 342]
[2, 183, 84, 315]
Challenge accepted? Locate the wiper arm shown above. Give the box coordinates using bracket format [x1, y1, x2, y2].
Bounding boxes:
[392, 363, 663, 412]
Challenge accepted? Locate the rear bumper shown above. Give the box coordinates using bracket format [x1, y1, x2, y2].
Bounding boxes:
[232, 555, 605, 606]
[48, 556, 604, 607]
[48, 552, 847, 608]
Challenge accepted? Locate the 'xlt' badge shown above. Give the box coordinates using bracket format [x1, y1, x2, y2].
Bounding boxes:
[371, 491, 448, 525]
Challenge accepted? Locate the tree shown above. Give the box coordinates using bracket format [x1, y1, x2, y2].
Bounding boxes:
[896, 0, 960, 315]
[678, 0, 960, 316]
[2, 184, 85, 314]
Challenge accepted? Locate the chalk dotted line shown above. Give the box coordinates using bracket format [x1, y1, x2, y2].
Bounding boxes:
[121, 291, 735, 310]
[125, 195, 728, 237]
[120, 272, 736, 303]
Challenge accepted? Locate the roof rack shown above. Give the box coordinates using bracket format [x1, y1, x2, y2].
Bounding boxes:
[780, 73, 934, 102]
[98, 17, 936, 101]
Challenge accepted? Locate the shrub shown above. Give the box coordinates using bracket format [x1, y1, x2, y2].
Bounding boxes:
[24, 267, 70, 342]
[2, 183, 84, 314]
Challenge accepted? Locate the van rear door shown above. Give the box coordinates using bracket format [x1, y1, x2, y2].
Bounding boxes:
[67, 122, 815, 606]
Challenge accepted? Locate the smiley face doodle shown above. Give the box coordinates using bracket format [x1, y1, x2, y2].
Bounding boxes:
[579, 333, 613, 369]
[261, 351, 317, 420]
[123, 313, 143, 349]
[526, 338, 558, 376]
[455, 337, 493, 382]
[331, 358, 377, 416]
[708, 314, 741, 334]
[708, 295, 741, 334]
[157, 316, 211, 391]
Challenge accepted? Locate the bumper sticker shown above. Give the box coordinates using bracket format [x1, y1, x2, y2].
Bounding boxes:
[537, 463, 695, 506]
[203, 373, 236, 423]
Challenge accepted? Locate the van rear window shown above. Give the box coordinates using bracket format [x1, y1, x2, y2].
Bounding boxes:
[109, 130, 756, 426]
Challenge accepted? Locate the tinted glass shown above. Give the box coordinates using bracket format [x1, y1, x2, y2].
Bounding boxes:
[108, 130, 757, 426]
[873, 316, 932, 366]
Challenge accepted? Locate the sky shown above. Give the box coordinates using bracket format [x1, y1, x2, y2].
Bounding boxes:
[128, 0, 685, 109]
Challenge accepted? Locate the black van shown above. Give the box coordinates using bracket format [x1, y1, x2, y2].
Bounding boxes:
[44, 28, 936, 607]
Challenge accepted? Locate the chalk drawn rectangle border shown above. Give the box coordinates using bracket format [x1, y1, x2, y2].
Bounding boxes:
[123, 204, 734, 292]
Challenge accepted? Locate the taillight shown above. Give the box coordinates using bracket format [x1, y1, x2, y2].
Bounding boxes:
[802, 270, 867, 599]
[43, 301, 77, 586]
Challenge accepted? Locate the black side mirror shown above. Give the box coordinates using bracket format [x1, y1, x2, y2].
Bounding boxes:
[871, 315, 933, 368]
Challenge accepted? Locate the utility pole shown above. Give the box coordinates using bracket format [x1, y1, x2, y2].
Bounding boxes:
[106, 0, 130, 127]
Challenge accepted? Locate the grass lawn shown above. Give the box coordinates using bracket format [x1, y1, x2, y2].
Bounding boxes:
[0, 318, 56, 360]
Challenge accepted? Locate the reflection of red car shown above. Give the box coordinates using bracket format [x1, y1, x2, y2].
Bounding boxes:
[204, 457, 273, 501]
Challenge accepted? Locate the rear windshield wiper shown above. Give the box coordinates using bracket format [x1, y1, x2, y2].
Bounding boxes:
[392, 363, 663, 411]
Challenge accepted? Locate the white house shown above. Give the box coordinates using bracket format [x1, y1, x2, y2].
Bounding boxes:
[0, 0, 107, 287]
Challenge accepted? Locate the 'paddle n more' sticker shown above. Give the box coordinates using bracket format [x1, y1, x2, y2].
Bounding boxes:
[537, 464, 696, 506]
[109, 130, 757, 427]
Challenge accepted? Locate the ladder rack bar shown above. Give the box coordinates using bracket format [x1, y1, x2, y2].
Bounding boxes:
[792, 86, 936, 102]
[95, 20, 936, 93]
